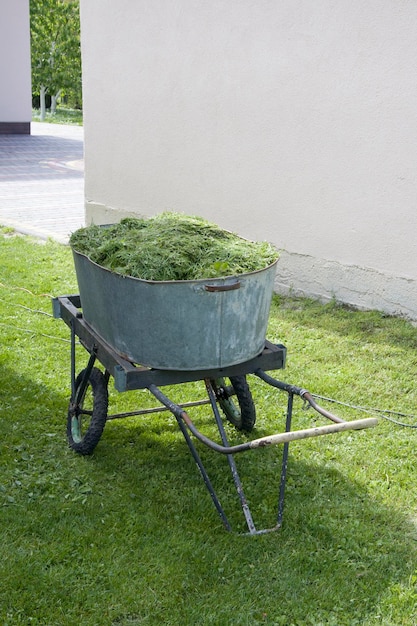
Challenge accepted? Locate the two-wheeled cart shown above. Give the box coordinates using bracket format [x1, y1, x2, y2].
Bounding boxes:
[53, 294, 377, 535]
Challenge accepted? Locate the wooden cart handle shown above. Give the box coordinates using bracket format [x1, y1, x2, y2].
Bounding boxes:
[248, 418, 378, 449]
[176, 405, 378, 455]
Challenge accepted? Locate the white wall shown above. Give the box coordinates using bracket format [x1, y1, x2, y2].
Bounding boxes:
[80, 0, 417, 319]
[0, 0, 31, 130]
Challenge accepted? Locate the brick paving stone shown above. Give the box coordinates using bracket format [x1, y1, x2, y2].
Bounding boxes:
[0, 122, 85, 243]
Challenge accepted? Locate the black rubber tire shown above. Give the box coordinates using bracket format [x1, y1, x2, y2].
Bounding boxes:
[67, 367, 108, 455]
[210, 376, 256, 432]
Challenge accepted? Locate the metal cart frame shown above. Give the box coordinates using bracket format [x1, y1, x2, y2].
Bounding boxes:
[53, 295, 377, 535]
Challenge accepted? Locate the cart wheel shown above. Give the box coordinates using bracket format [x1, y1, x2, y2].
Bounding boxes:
[210, 376, 256, 432]
[67, 367, 108, 455]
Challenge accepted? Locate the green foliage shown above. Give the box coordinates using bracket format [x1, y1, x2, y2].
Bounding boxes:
[30, 0, 82, 107]
[70, 213, 279, 281]
[1, 232, 417, 624]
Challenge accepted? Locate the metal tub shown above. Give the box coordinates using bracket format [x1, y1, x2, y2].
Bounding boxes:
[72, 249, 277, 371]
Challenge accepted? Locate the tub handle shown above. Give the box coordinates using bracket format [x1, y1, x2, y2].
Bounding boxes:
[204, 281, 241, 292]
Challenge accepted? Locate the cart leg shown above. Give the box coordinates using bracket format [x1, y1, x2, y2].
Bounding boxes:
[70, 319, 98, 404]
[70, 319, 76, 399]
[277, 391, 294, 528]
[206, 379, 295, 533]
[147, 384, 232, 532]
[205, 380, 257, 534]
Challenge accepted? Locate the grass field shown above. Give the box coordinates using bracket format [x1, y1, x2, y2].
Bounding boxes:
[32, 107, 83, 125]
[1, 229, 417, 625]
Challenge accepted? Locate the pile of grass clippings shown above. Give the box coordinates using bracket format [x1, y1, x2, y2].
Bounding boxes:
[69, 212, 279, 281]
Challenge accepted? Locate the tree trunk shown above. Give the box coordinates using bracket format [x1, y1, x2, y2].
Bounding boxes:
[40, 85, 47, 121]
[51, 90, 62, 114]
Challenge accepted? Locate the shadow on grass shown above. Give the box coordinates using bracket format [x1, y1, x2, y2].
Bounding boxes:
[0, 361, 69, 441]
[1, 362, 416, 624]
[87, 412, 417, 624]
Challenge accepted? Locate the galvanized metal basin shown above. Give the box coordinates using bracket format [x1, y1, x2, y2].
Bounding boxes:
[72, 249, 277, 371]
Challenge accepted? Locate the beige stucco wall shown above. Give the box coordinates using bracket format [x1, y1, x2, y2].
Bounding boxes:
[0, 0, 31, 128]
[80, 0, 417, 319]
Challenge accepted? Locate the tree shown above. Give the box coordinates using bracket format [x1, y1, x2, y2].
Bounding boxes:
[30, 0, 81, 120]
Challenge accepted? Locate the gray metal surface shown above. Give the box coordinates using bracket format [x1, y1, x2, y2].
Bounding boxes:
[73, 250, 277, 370]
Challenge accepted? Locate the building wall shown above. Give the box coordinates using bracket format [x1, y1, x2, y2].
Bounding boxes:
[79, 0, 417, 319]
[0, 0, 32, 133]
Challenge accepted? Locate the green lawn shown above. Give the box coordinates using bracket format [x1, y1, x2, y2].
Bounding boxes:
[32, 107, 83, 125]
[1, 229, 417, 625]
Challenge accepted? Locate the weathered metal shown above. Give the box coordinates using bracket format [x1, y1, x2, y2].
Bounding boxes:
[53, 294, 378, 535]
[53, 295, 286, 390]
[72, 249, 278, 370]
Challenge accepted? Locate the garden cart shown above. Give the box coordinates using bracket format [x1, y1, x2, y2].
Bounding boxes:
[53, 287, 377, 535]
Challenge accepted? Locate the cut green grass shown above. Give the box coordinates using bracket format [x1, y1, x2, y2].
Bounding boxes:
[70, 213, 278, 280]
[1, 232, 417, 625]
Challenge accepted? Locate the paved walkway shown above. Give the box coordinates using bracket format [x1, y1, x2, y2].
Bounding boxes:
[0, 122, 85, 244]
